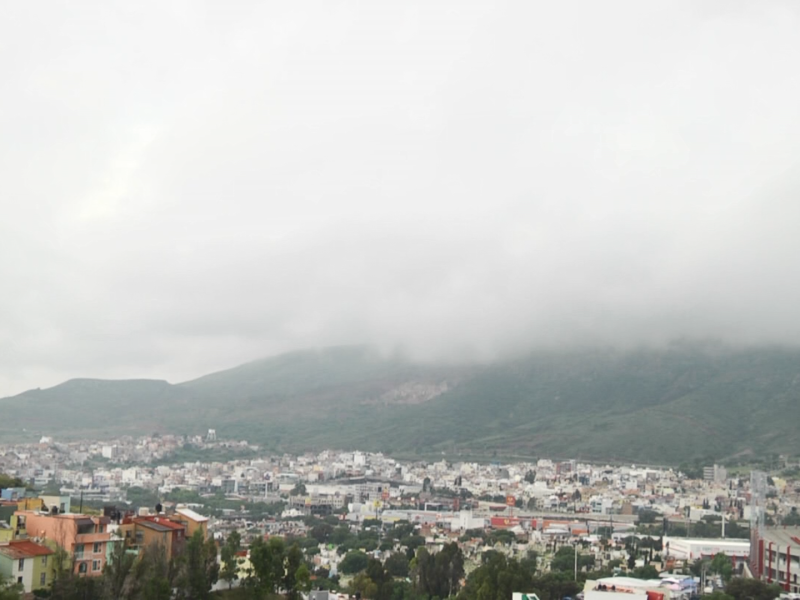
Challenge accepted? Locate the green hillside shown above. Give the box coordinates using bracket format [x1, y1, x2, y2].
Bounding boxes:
[1, 343, 799, 464]
[6, 378, 190, 436]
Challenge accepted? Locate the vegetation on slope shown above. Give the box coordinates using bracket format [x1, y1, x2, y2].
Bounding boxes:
[2, 343, 800, 463]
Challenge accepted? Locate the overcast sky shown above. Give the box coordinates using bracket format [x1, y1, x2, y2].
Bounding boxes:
[2, 1, 800, 396]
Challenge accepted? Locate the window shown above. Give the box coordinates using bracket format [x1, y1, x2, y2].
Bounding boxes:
[93, 542, 101, 554]
[42, 555, 48, 567]
[92, 560, 101, 572]
[78, 562, 87, 574]
[18, 558, 24, 571]
[75, 544, 84, 559]
[17, 577, 22, 585]
[40, 572, 46, 586]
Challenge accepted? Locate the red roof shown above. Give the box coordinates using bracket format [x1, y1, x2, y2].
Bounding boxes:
[134, 516, 185, 532]
[0, 540, 54, 559]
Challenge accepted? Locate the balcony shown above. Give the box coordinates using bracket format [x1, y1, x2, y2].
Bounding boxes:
[76, 532, 111, 545]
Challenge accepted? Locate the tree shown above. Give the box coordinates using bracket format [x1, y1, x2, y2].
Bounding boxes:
[412, 547, 434, 598]
[386, 552, 411, 578]
[487, 529, 517, 546]
[638, 510, 660, 524]
[725, 578, 782, 600]
[678, 462, 703, 480]
[401, 535, 426, 557]
[49, 574, 104, 600]
[688, 559, 705, 578]
[550, 546, 594, 573]
[331, 525, 356, 546]
[531, 572, 581, 600]
[434, 542, 465, 598]
[521, 550, 539, 576]
[414, 543, 464, 599]
[248, 536, 286, 594]
[389, 521, 417, 542]
[387, 580, 422, 600]
[284, 543, 305, 600]
[295, 564, 312, 596]
[174, 530, 219, 600]
[709, 553, 733, 583]
[350, 572, 379, 599]
[0, 473, 24, 490]
[631, 565, 659, 579]
[625, 537, 639, 570]
[290, 482, 307, 496]
[365, 558, 394, 600]
[340, 551, 370, 574]
[103, 540, 136, 599]
[0, 574, 22, 600]
[125, 486, 159, 510]
[49, 543, 75, 596]
[310, 522, 334, 543]
[220, 530, 242, 589]
[126, 542, 173, 600]
[458, 553, 535, 600]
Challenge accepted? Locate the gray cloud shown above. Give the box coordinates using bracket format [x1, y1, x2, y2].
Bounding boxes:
[2, 1, 800, 395]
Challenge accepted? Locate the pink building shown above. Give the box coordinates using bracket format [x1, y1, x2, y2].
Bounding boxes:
[15, 511, 113, 577]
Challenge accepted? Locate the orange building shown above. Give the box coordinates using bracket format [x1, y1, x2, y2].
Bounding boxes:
[15, 511, 112, 577]
[119, 515, 186, 560]
[170, 507, 209, 540]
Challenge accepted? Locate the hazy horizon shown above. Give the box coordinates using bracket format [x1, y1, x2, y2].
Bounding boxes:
[4, 338, 797, 398]
[2, 1, 800, 396]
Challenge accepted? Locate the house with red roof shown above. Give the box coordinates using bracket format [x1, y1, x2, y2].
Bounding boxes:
[0, 539, 54, 593]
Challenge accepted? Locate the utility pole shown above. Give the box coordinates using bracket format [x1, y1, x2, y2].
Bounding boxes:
[685, 505, 690, 538]
[574, 540, 578, 581]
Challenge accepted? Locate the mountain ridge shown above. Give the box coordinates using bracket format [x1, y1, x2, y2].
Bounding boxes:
[2, 343, 800, 464]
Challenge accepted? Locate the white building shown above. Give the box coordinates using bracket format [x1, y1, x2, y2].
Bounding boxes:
[449, 510, 487, 531]
[664, 537, 749, 562]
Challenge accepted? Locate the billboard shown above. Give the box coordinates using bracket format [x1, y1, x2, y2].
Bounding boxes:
[490, 516, 520, 529]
